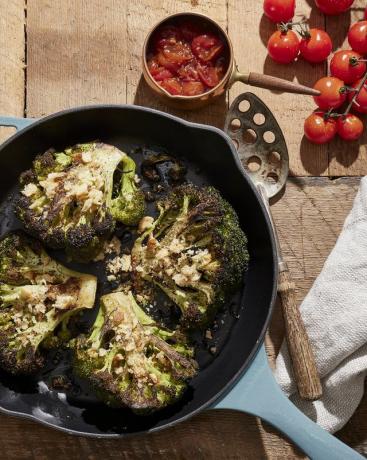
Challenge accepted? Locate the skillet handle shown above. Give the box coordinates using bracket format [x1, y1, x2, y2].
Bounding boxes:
[213, 345, 363, 460]
[0, 116, 36, 131]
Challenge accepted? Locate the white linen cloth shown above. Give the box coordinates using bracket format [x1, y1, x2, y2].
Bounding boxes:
[274, 177, 367, 433]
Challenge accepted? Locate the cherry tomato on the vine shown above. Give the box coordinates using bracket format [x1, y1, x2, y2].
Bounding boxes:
[313, 77, 347, 110]
[330, 50, 366, 84]
[267, 29, 300, 64]
[348, 21, 367, 55]
[299, 29, 332, 63]
[315, 0, 354, 15]
[348, 78, 367, 113]
[263, 0, 295, 23]
[304, 112, 337, 144]
[337, 114, 364, 141]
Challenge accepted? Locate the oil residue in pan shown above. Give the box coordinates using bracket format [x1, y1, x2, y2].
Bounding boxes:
[0, 143, 245, 429]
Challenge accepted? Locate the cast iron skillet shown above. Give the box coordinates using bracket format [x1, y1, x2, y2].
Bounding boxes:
[0, 106, 361, 460]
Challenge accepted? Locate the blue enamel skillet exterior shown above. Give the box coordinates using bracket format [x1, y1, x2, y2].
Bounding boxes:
[0, 107, 362, 459]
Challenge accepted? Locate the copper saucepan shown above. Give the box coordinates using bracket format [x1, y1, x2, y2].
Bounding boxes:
[142, 12, 319, 110]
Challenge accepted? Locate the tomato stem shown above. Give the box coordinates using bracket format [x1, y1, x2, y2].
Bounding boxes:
[349, 56, 360, 67]
[278, 17, 308, 34]
[343, 70, 367, 116]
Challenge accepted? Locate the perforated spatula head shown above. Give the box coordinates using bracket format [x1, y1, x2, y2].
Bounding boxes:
[224, 93, 289, 199]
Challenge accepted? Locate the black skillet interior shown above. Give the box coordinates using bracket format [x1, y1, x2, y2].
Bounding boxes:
[0, 105, 276, 436]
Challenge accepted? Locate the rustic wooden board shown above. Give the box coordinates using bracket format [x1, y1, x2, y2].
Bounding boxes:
[0, 177, 362, 459]
[326, 1, 367, 177]
[1, 0, 366, 458]
[0, 0, 25, 142]
[26, 0, 129, 116]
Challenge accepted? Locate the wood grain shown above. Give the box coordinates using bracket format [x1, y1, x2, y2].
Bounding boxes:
[228, 0, 328, 177]
[0, 177, 361, 459]
[326, 1, 367, 177]
[3, 0, 367, 458]
[26, 0, 129, 117]
[0, 0, 25, 142]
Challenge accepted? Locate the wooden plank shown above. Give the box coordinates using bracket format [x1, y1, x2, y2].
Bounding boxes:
[327, 0, 367, 176]
[228, 0, 329, 177]
[0, 177, 363, 458]
[18, 0, 367, 456]
[26, 0, 129, 117]
[126, 0, 228, 128]
[0, 0, 25, 142]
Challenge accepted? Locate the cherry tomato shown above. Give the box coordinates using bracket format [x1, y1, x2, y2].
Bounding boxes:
[157, 51, 180, 73]
[179, 21, 201, 42]
[365, 7, 367, 20]
[313, 77, 347, 110]
[348, 78, 367, 113]
[304, 112, 337, 144]
[267, 30, 300, 64]
[263, 0, 295, 23]
[191, 34, 224, 62]
[177, 61, 200, 81]
[161, 41, 193, 65]
[160, 78, 183, 95]
[214, 57, 227, 80]
[330, 50, 366, 84]
[197, 64, 220, 87]
[315, 0, 354, 15]
[151, 68, 173, 81]
[337, 114, 364, 141]
[153, 25, 182, 49]
[299, 29, 332, 63]
[348, 21, 367, 55]
[182, 81, 205, 96]
[147, 58, 173, 81]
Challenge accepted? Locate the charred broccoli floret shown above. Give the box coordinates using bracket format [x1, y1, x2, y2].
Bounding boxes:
[0, 232, 97, 375]
[131, 184, 249, 328]
[73, 291, 197, 413]
[16, 142, 145, 261]
[109, 154, 145, 226]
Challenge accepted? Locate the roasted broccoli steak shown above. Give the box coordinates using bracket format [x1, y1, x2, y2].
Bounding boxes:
[16, 142, 145, 261]
[0, 231, 97, 375]
[73, 291, 197, 412]
[131, 184, 249, 328]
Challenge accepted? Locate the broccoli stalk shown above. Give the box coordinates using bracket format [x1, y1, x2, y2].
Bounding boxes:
[0, 232, 97, 375]
[16, 142, 145, 262]
[109, 155, 145, 227]
[131, 184, 249, 328]
[73, 291, 197, 413]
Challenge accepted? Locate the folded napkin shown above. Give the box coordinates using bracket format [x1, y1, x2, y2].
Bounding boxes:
[274, 177, 367, 434]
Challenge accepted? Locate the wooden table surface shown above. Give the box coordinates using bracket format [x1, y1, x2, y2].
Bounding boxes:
[1, 0, 367, 458]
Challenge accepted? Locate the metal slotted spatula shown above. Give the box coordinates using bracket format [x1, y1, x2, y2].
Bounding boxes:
[225, 93, 322, 401]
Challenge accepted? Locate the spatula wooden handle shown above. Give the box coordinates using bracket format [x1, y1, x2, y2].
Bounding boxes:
[247, 72, 320, 96]
[278, 267, 323, 401]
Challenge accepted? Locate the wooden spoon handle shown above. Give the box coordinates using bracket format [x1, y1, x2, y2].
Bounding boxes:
[247, 72, 320, 96]
[278, 267, 323, 401]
